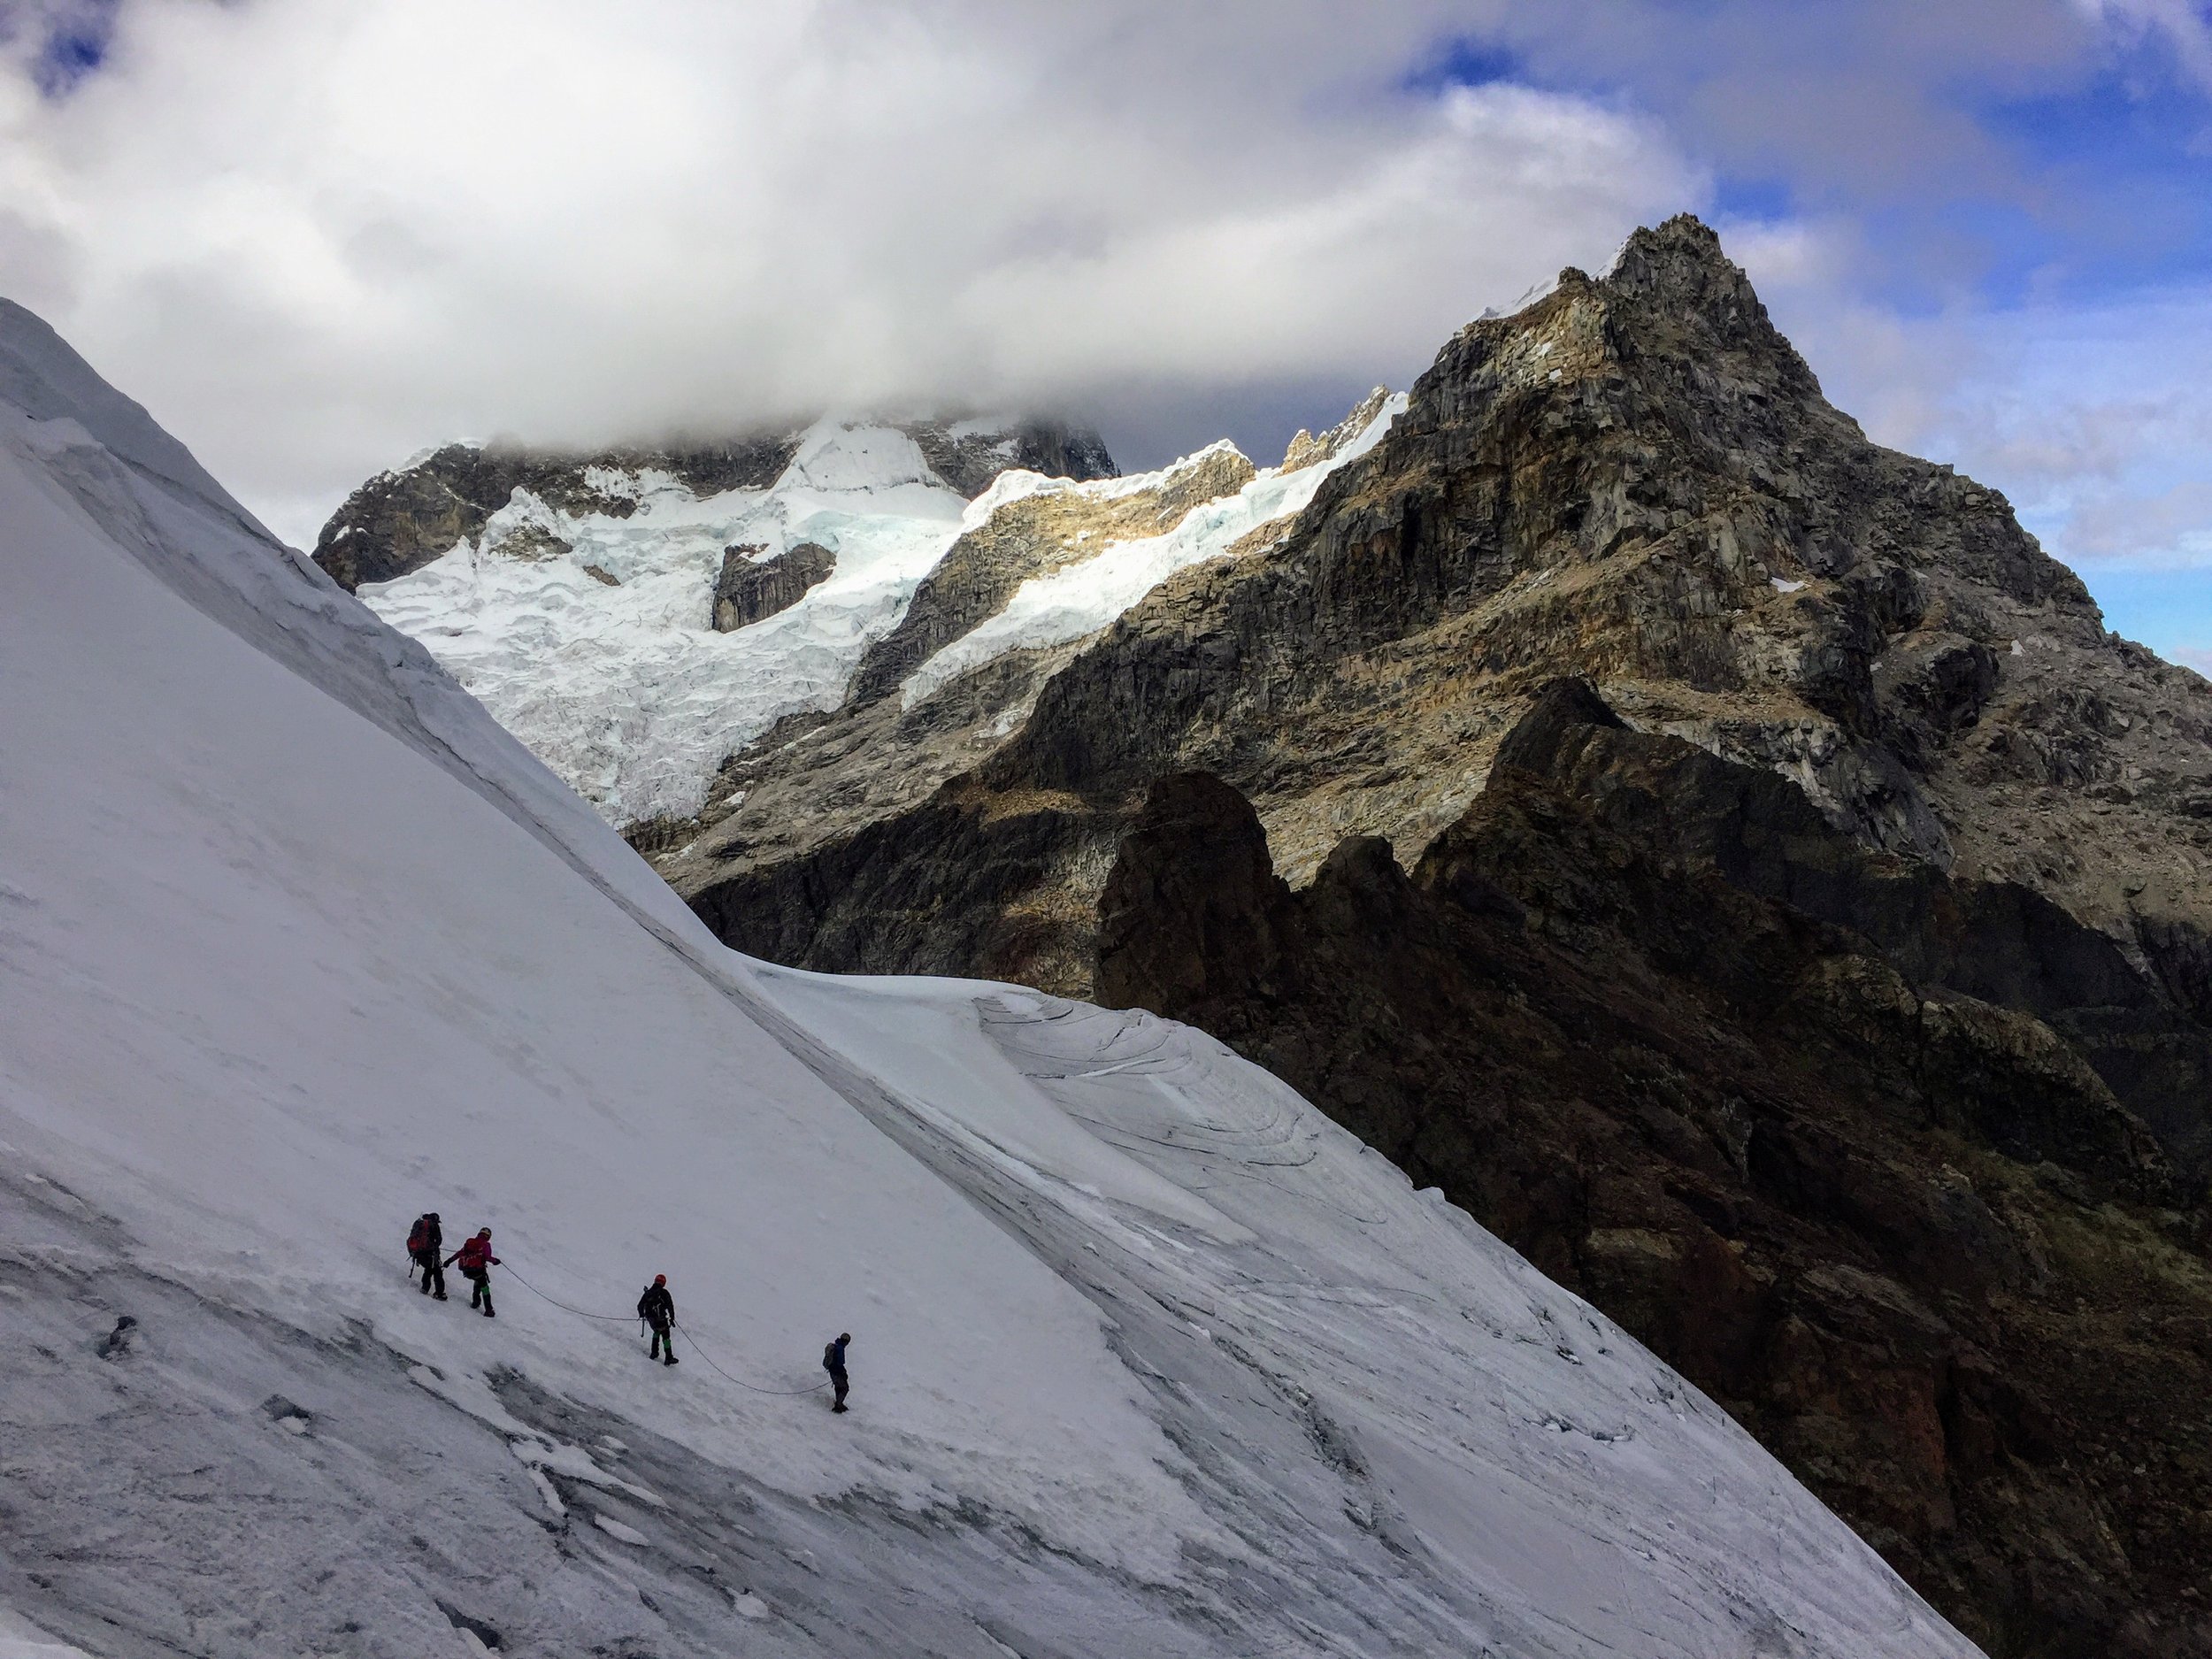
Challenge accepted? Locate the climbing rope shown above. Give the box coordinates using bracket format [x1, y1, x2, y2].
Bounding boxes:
[497, 1260, 637, 1324]
[674, 1317, 829, 1396]
[494, 1257, 830, 1395]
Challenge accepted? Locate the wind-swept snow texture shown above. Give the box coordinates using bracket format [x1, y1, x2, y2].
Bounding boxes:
[0, 305, 1982, 1658]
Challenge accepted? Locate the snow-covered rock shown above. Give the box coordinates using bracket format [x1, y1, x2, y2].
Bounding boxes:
[0, 303, 1978, 1655]
[328, 396, 1406, 833]
[319, 416, 1118, 828]
[900, 395, 1406, 709]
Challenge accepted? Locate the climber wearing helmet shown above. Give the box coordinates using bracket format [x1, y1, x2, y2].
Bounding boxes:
[637, 1273, 678, 1365]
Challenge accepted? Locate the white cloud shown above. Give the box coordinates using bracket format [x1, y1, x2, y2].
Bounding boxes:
[1734, 214, 2212, 574]
[0, 0, 1700, 544]
[2076, 0, 2212, 88]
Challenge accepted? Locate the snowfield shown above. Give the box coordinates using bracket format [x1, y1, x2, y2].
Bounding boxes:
[359, 419, 979, 826]
[0, 301, 1982, 1657]
[352, 396, 1404, 830]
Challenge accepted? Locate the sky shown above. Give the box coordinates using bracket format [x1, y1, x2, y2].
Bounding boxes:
[0, 0, 2206, 670]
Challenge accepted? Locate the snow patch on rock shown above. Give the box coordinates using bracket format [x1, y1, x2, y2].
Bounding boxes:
[902, 396, 1407, 710]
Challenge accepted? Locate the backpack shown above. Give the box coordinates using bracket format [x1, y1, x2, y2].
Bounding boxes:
[407, 1217, 430, 1255]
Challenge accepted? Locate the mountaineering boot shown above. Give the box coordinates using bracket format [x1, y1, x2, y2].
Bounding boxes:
[833, 1402, 847, 1413]
[664, 1352, 679, 1366]
[434, 1290, 447, 1300]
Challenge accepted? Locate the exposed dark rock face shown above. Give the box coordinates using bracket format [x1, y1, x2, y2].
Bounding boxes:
[312, 435, 803, 591]
[1095, 686, 2212, 1659]
[312, 419, 1114, 594]
[691, 781, 1115, 997]
[902, 418, 1118, 498]
[976, 219, 2209, 934]
[676, 221, 2210, 1020]
[712, 541, 835, 631]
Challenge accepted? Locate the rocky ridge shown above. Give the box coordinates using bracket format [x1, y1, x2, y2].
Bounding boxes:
[672, 219, 2211, 1025]
[1091, 684, 2212, 1657]
[712, 539, 835, 630]
[326, 215, 2212, 1655]
[313, 417, 1116, 594]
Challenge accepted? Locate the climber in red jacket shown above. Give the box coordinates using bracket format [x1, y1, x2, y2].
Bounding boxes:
[444, 1226, 501, 1317]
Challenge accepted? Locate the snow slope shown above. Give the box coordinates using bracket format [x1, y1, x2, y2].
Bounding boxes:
[901, 398, 1408, 709]
[0, 310, 1981, 1656]
[360, 419, 979, 826]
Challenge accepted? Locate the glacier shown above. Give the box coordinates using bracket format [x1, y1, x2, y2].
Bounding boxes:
[349, 396, 1405, 831]
[0, 299, 1979, 1657]
[357, 418, 980, 827]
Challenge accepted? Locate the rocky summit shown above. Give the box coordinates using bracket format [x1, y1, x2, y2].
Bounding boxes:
[329, 216, 2212, 1657]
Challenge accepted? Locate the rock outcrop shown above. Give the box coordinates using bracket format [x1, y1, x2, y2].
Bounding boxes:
[313, 434, 805, 591]
[1094, 685, 2212, 1659]
[712, 541, 835, 631]
[313, 418, 1116, 594]
[680, 217, 2212, 1043]
[901, 417, 1118, 498]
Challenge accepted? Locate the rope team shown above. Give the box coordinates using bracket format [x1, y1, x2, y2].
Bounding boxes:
[404, 1211, 850, 1409]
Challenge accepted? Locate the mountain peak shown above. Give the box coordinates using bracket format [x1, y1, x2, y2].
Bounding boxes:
[1597, 213, 1804, 371]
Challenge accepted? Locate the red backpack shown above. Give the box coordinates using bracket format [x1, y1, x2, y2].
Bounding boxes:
[406, 1217, 430, 1255]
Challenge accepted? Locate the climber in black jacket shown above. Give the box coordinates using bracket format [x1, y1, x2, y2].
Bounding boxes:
[637, 1274, 678, 1365]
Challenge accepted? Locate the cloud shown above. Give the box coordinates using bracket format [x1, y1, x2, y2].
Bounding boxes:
[1732, 210, 2212, 573]
[3, 0, 2204, 587]
[2063, 479, 2212, 562]
[2077, 0, 2212, 88]
[0, 0, 1699, 542]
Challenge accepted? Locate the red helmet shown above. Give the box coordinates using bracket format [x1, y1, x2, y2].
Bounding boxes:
[654, 1274, 666, 1286]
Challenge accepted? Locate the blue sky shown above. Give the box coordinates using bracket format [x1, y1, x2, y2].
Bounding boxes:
[1394, 3, 2212, 665]
[0, 1, 2205, 668]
